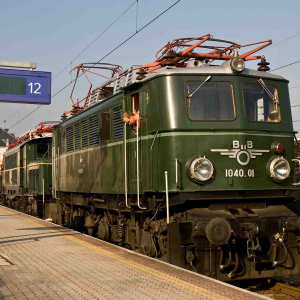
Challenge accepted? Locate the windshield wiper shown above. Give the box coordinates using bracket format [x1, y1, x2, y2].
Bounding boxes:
[187, 76, 212, 98]
[257, 78, 279, 113]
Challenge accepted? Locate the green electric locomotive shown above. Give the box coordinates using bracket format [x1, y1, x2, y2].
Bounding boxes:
[1, 122, 56, 216]
[48, 35, 300, 281]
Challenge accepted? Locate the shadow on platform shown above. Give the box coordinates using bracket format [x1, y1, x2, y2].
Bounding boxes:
[0, 232, 78, 245]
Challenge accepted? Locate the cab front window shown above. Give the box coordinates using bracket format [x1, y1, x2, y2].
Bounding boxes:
[243, 83, 280, 122]
[186, 81, 235, 121]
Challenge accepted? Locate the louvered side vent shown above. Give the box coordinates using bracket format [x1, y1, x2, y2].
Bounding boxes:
[5, 172, 9, 184]
[113, 106, 123, 140]
[66, 126, 73, 152]
[74, 123, 81, 150]
[28, 169, 40, 193]
[12, 169, 17, 185]
[82, 120, 88, 148]
[58, 131, 62, 154]
[89, 114, 99, 146]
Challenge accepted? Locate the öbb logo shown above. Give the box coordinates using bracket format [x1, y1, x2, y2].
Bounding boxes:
[211, 140, 270, 166]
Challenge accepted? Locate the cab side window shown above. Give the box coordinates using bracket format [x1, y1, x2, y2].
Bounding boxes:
[101, 111, 111, 143]
[132, 93, 140, 113]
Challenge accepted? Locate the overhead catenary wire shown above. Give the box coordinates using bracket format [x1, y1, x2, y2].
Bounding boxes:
[290, 83, 300, 89]
[4, 104, 25, 125]
[52, 0, 137, 82]
[8, 0, 181, 131]
[265, 31, 300, 51]
[269, 60, 300, 72]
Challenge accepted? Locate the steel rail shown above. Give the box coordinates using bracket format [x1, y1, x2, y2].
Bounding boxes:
[271, 282, 300, 297]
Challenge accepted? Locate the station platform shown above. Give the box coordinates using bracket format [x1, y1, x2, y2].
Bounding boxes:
[0, 205, 270, 300]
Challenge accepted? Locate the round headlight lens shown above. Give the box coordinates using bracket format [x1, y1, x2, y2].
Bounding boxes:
[190, 157, 214, 182]
[269, 157, 290, 181]
[230, 57, 245, 73]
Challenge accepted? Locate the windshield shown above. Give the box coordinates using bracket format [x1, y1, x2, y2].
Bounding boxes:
[186, 81, 235, 121]
[243, 83, 280, 122]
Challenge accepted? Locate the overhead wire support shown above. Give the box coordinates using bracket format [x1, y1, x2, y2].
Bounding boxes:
[8, 0, 182, 130]
[136, 0, 139, 33]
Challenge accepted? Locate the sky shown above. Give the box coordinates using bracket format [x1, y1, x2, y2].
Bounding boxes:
[1, 0, 300, 136]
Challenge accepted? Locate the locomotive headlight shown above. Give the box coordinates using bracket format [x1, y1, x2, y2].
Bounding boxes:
[188, 156, 214, 182]
[269, 157, 290, 181]
[230, 57, 245, 73]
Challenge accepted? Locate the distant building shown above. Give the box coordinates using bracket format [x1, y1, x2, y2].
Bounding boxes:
[0, 128, 15, 164]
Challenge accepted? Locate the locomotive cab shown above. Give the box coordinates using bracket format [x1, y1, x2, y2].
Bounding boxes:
[132, 64, 299, 280]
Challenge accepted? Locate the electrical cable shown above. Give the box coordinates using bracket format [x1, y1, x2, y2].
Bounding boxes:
[291, 94, 300, 99]
[265, 32, 300, 50]
[290, 83, 300, 89]
[291, 104, 300, 108]
[8, 0, 181, 131]
[4, 104, 25, 124]
[269, 60, 300, 72]
[52, 0, 137, 81]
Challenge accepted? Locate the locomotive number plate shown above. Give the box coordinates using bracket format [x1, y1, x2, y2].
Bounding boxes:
[225, 169, 254, 178]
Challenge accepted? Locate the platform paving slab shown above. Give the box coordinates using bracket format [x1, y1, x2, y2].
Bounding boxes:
[0, 205, 270, 300]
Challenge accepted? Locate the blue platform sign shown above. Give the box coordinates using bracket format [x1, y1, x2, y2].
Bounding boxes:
[0, 68, 51, 104]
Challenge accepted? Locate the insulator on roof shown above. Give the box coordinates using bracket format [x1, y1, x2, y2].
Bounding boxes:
[257, 58, 270, 72]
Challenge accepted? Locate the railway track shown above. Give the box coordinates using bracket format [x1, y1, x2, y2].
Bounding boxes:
[269, 283, 300, 298]
[235, 280, 300, 299]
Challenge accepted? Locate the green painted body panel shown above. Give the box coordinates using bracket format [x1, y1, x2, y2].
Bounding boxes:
[151, 132, 295, 192]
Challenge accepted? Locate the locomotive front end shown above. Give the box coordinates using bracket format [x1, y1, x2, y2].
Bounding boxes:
[144, 60, 300, 280]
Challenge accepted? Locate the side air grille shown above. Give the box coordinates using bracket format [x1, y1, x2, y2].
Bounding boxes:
[5, 172, 9, 184]
[82, 119, 88, 148]
[113, 106, 123, 140]
[89, 114, 99, 146]
[66, 126, 73, 152]
[28, 168, 40, 193]
[12, 170, 17, 185]
[74, 123, 81, 150]
[58, 131, 62, 154]
[4, 152, 17, 169]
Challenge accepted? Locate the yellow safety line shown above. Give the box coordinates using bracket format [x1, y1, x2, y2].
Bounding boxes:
[27, 163, 52, 167]
[0, 206, 231, 299]
[66, 235, 230, 299]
